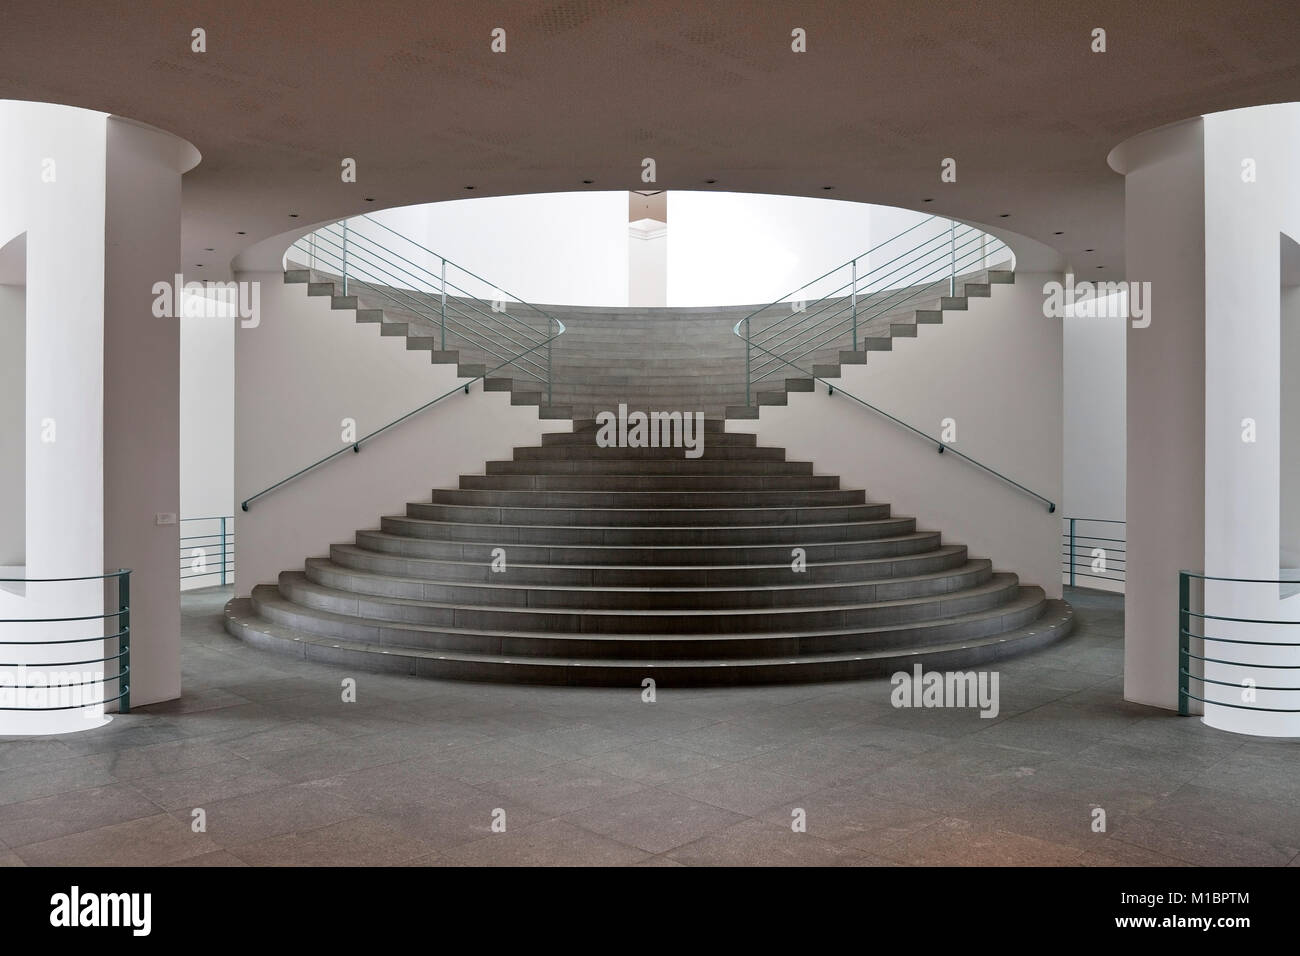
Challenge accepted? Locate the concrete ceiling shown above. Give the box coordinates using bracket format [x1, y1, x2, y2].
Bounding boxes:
[3, 0, 1300, 282]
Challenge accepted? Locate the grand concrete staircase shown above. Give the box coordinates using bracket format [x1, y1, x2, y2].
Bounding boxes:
[226, 420, 1073, 685]
[229, 240, 1071, 685]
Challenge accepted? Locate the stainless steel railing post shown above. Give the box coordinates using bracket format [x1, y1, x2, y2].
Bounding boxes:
[949, 220, 956, 296]
[439, 259, 447, 351]
[851, 259, 858, 351]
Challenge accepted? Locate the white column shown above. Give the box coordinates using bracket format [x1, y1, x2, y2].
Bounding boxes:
[103, 116, 200, 710]
[1199, 104, 1300, 736]
[1108, 119, 1207, 712]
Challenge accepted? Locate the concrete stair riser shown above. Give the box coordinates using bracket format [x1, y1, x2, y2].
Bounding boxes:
[377, 515, 919, 546]
[301, 556, 994, 609]
[245, 586, 1047, 661]
[351, 529, 944, 565]
[276, 570, 1022, 634]
[327, 542, 969, 585]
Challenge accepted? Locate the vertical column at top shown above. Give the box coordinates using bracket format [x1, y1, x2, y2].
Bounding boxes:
[1108, 119, 1207, 712]
[102, 116, 200, 709]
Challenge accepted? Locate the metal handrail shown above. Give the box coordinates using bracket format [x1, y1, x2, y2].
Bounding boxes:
[240, 316, 565, 512]
[735, 216, 1011, 404]
[751, 223, 974, 350]
[289, 214, 560, 390]
[0, 569, 131, 713]
[749, 236, 1000, 385]
[292, 230, 552, 382]
[738, 332, 1053, 512]
[1178, 569, 1300, 716]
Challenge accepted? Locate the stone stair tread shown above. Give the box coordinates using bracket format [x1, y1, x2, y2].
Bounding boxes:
[327, 541, 966, 573]
[305, 554, 988, 595]
[279, 568, 1020, 618]
[229, 592, 1069, 674]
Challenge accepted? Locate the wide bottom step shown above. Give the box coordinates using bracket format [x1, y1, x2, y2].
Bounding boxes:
[224, 596, 1074, 686]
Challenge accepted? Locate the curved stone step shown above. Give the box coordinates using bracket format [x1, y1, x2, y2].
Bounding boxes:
[327, 541, 968, 585]
[512, 445, 785, 461]
[485, 457, 813, 475]
[425, 487, 866, 509]
[301, 555, 994, 609]
[226, 592, 1072, 684]
[276, 569, 1023, 634]
[378, 513, 918, 546]
[404, 500, 890, 528]
[351, 528, 943, 565]
[459, 473, 841, 491]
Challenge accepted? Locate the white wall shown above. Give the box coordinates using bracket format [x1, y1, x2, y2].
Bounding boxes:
[1061, 294, 1127, 593]
[180, 297, 235, 591]
[731, 274, 1063, 598]
[234, 270, 570, 598]
[1063, 296, 1126, 521]
[628, 225, 667, 307]
[0, 283, 23, 567]
[1200, 103, 1300, 736]
[1282, 270, 1300, 568]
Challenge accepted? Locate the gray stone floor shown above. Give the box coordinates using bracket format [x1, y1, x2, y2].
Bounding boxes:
[1, 587, 1297, 866]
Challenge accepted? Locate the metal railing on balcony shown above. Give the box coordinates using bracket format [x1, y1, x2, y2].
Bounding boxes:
[180, 516, 233, 587]
[1062, 517, 1126, 590]
[0, 570, 131, 714]
[290, 214, 561, 401]
[1178, 570, 1300, 717]
[727, 219, 1050, 513]
[735, 216, 1011, 404]
[245, 217, 566, 512]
